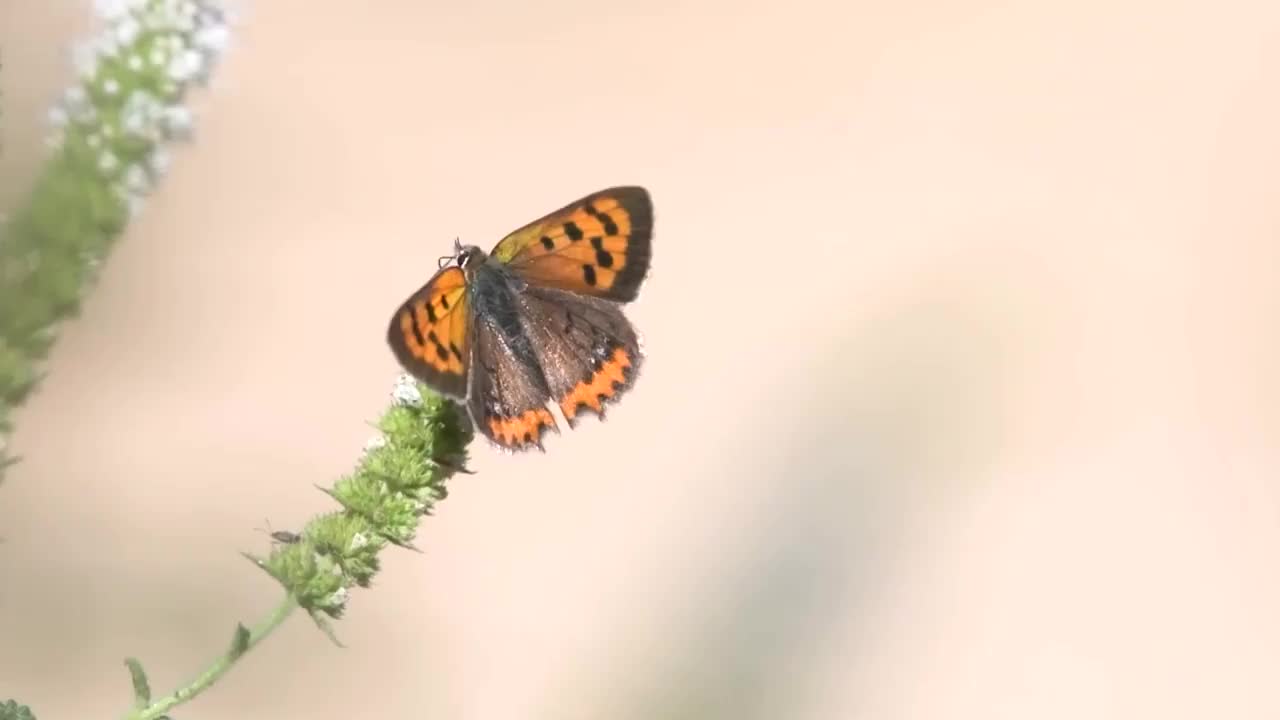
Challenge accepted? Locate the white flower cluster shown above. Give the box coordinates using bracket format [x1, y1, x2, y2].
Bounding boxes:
[363, 433, 388, 455]
[391, 373, 424, 406]
[47, 0, 233, 219]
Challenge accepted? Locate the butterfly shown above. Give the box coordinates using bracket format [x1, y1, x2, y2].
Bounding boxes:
[387, 186, 653, 452]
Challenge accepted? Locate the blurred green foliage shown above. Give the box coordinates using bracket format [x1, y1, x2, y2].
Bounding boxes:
[0, 700, 35, 720]
[0, 0, 229, 482]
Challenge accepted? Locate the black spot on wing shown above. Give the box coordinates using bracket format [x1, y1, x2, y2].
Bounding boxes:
[585, 201, 619, 236]
[590, 237, 614, 268]
[407, 312, 426, 346]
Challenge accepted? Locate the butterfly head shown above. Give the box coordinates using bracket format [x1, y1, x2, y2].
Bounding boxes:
[455, 243, 487, 270]
[437, 240, 488, 271]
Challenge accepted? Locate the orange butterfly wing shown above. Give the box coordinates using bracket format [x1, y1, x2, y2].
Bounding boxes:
[386, 266, 470, 399]
[489, 186, 653, 302]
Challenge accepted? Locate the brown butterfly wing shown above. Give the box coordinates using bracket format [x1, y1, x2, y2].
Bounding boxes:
[513, 286, 642, 427]
[489, 186, 653, 302]
[466, 308, 559, 452]
[386, 266, 471, 399]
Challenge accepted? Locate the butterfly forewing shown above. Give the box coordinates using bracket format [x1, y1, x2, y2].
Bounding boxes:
[490, 186, 653, 302]
[387, 266, 471, 398]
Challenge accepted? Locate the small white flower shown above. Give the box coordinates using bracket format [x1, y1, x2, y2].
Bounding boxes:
[364, 434, 388, 454]
[116, 17, 142, 45]
[166, 48, 203, 82]
[349, 533, 369, 551]
[392, 374, 423, 406]
[127, 54, 144, 71]
[161, 105, 194, 139]
[121, 111, 147, 137]
[148, 147, 172, 177]
[149, 46, 168, 66]
[98, 150, 119, 173]
[121, 89, 160, 137]
[194, 23, 230, 54]
[327, 587, 349, 607]
[124, 164, 150, 193]
[103, 77, 121, 96]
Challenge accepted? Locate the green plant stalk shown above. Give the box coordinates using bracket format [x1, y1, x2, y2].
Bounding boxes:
[116, 375, 474, 719]
[123, 595, 298, 720]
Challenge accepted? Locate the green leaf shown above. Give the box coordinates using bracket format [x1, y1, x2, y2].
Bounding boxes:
[228, 623, 251, 660]
[124, 657, 152, 707]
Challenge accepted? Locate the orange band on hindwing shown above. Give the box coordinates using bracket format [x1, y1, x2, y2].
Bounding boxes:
[486, 408, 558, 450]
[559, 345, 637, 423]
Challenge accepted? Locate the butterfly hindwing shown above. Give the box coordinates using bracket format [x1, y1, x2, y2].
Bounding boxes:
[387, 266, 471, 399]
[514, 286, 643, 427]
[490, 186, 653, 302]
[466, 301, 560, 452]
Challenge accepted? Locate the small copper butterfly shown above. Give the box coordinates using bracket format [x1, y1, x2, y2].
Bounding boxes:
[387, 187, 653, 452]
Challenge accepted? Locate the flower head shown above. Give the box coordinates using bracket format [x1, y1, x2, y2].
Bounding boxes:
[47, 0, 233, 221]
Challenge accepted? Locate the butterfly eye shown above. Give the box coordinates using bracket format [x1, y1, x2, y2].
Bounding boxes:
[456, 245, 486, 269]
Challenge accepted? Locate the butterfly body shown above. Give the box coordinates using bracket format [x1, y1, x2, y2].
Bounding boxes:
[388, 187, 652, 452]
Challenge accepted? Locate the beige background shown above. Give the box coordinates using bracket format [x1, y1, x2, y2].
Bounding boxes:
[3, 1, 1280, 718]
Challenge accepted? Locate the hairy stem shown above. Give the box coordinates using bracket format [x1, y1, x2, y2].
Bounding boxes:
[123, 594, 298, 720]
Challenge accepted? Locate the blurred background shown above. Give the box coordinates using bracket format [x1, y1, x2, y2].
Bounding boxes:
[3, 0, 1280, 717]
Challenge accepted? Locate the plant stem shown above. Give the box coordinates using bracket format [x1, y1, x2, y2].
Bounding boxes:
[123, 594, 299, 720]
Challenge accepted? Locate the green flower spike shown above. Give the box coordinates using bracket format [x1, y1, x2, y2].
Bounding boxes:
[0, 0, 231, 480]
[120, 376, 473, 719]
